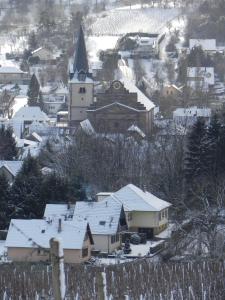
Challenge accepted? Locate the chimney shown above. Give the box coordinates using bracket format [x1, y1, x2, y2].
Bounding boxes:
[58, 218, 62, 233]
[67, 202, 71, 210]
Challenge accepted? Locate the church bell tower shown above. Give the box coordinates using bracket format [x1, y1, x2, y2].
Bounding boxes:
[69, 25, 94, 126]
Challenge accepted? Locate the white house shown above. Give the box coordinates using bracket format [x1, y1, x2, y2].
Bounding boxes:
[5, 218, 94, 263]
[173, 106, 211, 127]
[187, 67, 215, 92]
[98, 184, 171, 238]
[73, 200, 127, 253]
[31, 47, 59, 63]
[0, 66, 30, 84]
[12, 106, 49, 136]
[44, 200, 128, 254]
[189, 39, 217, 53]
[0, 160, 23, 183]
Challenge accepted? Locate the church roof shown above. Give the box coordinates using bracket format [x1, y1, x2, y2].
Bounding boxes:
[73, 25, 89, 74]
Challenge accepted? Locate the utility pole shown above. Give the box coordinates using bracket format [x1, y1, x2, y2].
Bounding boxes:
[50, 238, 66, 300]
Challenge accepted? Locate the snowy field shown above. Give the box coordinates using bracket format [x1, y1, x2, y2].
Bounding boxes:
[87, 7, 180, 35]
[87, 35, 119, 65]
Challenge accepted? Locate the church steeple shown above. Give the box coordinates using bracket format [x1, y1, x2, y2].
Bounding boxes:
[73, 25, 89, 75]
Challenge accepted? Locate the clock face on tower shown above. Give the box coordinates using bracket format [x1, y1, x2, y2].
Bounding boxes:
[113, 81, 122, 90]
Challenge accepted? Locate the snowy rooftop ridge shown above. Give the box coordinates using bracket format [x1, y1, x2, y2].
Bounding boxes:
[173, 106, 211, 118]
[189, 39, 217, 51]
[0, 66, 26, 74]
[73, 199, 123, 235]
[106, 184, 171, 212]
[122, 79, 155, 111]
[0, 160, 23, 177]
[5, 218, 88, 250]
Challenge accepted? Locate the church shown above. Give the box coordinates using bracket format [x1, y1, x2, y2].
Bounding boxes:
[69, 26, 155, 136]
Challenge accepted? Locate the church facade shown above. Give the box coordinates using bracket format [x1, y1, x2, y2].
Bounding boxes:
[87, 80, 154, 135]
[68, 26, 155, 136]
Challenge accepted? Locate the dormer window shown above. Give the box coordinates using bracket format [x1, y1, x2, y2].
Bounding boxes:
[79, 87, 86, 94]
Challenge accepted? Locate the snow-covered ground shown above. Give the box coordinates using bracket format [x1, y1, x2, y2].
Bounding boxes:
[87, 7, 181, 35]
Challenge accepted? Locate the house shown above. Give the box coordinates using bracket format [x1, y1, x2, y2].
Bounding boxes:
[161, 84, 183, 98]
[73, 200, 127, 253]
[187, 67, 215, 92]
[97, 184, 171, 238]
[31, 47, 59, 64]
[44, 201, 128, 254]
[12, 106, 49, 136]
[5, 218, 94, 263]
[173, 106, 211, 127]
[87, 79, 155, 135]
[0, 160, 23, 183]
[41, 84, 68, 115]
[0, 66, 30, 85]
[189, 39, 217, 53]
[130, 34, 159, 58]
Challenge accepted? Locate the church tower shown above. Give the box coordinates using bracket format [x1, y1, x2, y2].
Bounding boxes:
[69, 25, 94, 126]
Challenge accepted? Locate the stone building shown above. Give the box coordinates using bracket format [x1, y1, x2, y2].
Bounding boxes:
[87, 80, 155, 135]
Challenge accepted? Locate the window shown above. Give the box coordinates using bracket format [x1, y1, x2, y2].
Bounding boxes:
[111, 234, 120, 244]
[79, 87, 86, 94]
[128, 212, 132, 221]
[82, 247, 88, 257]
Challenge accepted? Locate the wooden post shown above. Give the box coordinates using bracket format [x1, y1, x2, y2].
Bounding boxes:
[50, 238, 66, 300]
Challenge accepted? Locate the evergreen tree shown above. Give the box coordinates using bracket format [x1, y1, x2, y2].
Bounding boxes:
[205, 115, 221, 178]
[27, 74, 40, 106]
[0, 125, 18, 160]
[0, 174, 10, 229]
[38, 90, 44, 111]
[28, 31, 38, 51]
[185, 119, 207, 181]
[10, 155, 44, 219]
[41, 173, 70, 203]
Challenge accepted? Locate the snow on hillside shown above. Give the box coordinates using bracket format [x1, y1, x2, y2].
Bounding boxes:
[87, 35, 119, 64]
[87, 7, 180, 35]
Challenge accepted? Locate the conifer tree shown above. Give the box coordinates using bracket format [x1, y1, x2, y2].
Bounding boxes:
[0, 174, 10, 229]
[0, 125, 18, 160]
[205, 115, 221, 178]
[185, 119, 207, 181]
[10, 155, 44, 219]
[27, 74, 40, 106]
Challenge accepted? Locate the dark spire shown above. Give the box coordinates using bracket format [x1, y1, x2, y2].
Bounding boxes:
[73, 25, 89, 74]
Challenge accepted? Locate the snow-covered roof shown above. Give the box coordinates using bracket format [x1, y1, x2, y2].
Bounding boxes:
[106, 184, 171, 212]
[173, 106, 211, 118]
[73, 199, 123, 235]
[5, 218, 88, 250]
[80, 119, 95, 135]
[187, 67, 215, 86]
[128, 125, 146, 138]
[189, 39, 217, 51]
[0, 66, 26, 74]
[122, 79, 155, 111]
[0, 160, 23, 177]
[13, 106, 49, 122]
[44, 204, 75, 220]
[32, 47, 44, 54]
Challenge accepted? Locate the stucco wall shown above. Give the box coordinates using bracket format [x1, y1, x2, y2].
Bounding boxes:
[7, 237, 92, 264]
[92, 234, 121, 253]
